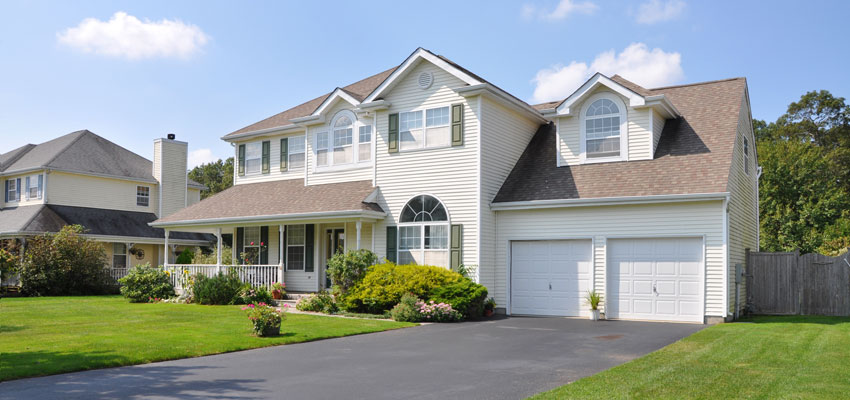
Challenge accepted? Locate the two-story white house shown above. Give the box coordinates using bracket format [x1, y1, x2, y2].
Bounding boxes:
[0, 130, 212, 279]
[151, 48, 758, 323]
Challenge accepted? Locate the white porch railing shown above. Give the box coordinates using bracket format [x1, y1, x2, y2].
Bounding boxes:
[109, 268, 130, 282]
[162, 264, 281, 291]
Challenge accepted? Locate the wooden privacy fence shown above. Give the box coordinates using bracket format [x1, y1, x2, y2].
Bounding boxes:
[747, 250, 850, 316]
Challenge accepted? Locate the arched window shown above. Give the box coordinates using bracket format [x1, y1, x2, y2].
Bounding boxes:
[582, 95, 626, 160]
[331, 112, 354, 164]
[315, 110, 372, 167]
[398, 195, 449, 267]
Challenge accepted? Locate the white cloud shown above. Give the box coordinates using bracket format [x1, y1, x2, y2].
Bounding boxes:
[188, 148, 217, 168]
[57, 11, 209, 60]
[530, 43, 684, 103]
[635, 0, 686, 24]
[522, 0, 598, 21]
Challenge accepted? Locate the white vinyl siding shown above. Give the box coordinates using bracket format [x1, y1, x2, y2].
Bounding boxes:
[628, 107, 653, 160]
[153, 139, 188, 218]
[480, 96, 541, 288]
[727, 94, 759, 316]
[47, 171, 159, 213]
[651, 108, 666, 156]
[373, 62, 479, 270]
[495, 201, 726, 319]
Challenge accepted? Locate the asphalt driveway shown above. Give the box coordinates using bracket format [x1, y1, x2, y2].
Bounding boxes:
[0, 316, 702, 400]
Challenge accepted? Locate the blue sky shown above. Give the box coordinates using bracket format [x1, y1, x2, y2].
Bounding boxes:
[1, 0, 848, 167]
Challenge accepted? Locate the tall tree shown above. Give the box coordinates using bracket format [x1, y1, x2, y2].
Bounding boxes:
[188, 157, 234, 199]
[756, 90, 850, 255]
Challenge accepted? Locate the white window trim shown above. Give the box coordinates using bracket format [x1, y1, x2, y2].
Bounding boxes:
[112, 243, 127, 269]
[579, 92, 628, 164]
[313, 110, 372, 171]
[26, 175, 41, 200]
[398, 106, 452, 153]
[243, 226, 261, 264]
[288, 135, 306, 171]
[6, 179, 18, 203]
[286, 224, 306, 271]
[244, 142, 263, 176]
[396, 194, 451, 268]
[136, 186, 150, 207]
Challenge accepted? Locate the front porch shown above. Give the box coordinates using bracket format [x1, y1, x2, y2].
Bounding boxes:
[161, 219, 379, 292]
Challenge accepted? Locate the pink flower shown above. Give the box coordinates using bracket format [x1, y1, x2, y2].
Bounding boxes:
[250, 241, 255, 245]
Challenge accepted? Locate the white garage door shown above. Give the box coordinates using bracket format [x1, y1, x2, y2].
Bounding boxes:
[511, 240, 592, 316]
[608, 238, 704, 322]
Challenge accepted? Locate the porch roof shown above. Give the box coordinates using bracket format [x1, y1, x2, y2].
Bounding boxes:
[150, 179, 385, 228]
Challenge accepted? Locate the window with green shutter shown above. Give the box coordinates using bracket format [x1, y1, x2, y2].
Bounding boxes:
[238, 144, 246, 176]
[261, 141, 270, 174]
[451, 103, 464, 146]
[388, 113, 399, 153]
[280, 138, 288, 171]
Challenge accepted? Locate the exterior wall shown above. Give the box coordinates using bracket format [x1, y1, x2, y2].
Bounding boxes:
[480, 96, 541, 287]
[1, 170, 46, 208]
[727, 94, 759, 315]
[233, 131, 307, 186]
[494, 201, 726, 318]
[651, 108, 665, 156]
[102, 242, 158, 268]
[557, 88, 656, 165]
[153, 139, 188, 218]
[48, 171, 159, 213]
[372, 61, 480, 269]
[187, 188, 201, 206]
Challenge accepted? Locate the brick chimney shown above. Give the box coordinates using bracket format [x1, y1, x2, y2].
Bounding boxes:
[153, 135, 188, 218]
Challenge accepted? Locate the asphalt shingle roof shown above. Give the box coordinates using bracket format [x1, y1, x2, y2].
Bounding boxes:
[495, 77, 747, 202]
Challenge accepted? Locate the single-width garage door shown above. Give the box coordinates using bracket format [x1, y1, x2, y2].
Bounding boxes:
[511, 240, 592, 316]
[608, 238, 704, 322]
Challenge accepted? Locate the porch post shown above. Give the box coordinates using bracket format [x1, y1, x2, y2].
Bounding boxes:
[164, 229, 170, 266]
[216, 228, 222, 274]
[278, 224, 284, 284]
[356, 221, 362, 250]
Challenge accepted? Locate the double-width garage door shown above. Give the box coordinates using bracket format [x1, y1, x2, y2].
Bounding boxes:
[607, 238, 704, 322]
[510, 240, 592, 316]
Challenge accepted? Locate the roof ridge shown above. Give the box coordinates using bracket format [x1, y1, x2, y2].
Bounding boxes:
[0, 143, 37, 171]
[649, 77, 746, 91]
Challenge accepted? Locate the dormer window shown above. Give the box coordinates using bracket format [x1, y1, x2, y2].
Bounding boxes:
[315, 110, 371, 169]
[332, 114, 354, 164]
[580, 94, 628, 163]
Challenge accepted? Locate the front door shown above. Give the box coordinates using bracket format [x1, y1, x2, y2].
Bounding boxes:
[324, 228, 345, 289]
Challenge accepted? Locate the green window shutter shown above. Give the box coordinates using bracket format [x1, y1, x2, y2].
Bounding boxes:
[386, 226, 398, 263]
[305, 224, 315, 272]
[236, 227, 244, 265]
[388, 113, 399, 153]
[279, 138, 288, 172]
[451, 104, 464, 146]
[450, 224, 463, 269]
[261, 141, 270, 174]
[238, 144, 246, 176]
[260, 226, 269, 264]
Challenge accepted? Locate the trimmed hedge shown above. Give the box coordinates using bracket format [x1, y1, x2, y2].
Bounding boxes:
[429, 280, 488, 319]
[341, 262, 464, 314]
[119, 264, 174, 302]
[192, 272, 243, 305]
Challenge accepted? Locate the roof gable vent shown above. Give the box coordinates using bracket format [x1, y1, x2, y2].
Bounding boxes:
[418, 72, 433, 90]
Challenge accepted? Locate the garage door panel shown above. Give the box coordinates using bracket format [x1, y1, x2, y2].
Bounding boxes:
[511, 240, 592, 317]
[608, 238, 704, 322]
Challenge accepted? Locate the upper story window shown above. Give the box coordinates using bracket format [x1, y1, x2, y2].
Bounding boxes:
[585, 99, 621, 158]
[289, 136, 306, 170]
[5, 178, 18, 203]
[315, 110, 371, 169]
[743, 136, 750, 175]
[244, 142, 262, 174]
[26, 176, 40, 199]
[136, 186, 150, 207]
[398, 195, 449, 267]
[400, 106, 450, 151]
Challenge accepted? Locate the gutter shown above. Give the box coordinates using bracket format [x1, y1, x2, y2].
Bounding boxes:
[221, 124, 304, 142]
[149, 209, 388, 228]
[491, 192, 731, 211]
[456, 83, 548, 124]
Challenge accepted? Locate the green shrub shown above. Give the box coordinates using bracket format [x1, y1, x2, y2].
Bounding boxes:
[0, 248, 19, 285]
[118, 263, 175, 302]
[235, 285, 274, 305]
[192, 245, 235, 265]
[175, 248, 194, 264]
[327, 249, 377, 296]
[342, 263, 464, 314]
[389, 293, 421, 322]
[192, 272, 243, 305]
[429, 280, 488, 318]
[19, 225, 112, 296]
[295, 291, 338, 314]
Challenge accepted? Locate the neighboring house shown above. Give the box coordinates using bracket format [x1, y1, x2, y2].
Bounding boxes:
[0, 130, 212, 279]
[151, 48, 758, 323]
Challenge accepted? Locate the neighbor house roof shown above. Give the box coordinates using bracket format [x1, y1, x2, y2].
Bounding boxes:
[151, 180, 384, 226]
[0, 204, 211, 242]
[495, 77, 747, 203]
[0, 130, 205, 189]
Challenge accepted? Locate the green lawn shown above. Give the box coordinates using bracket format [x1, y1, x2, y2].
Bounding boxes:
[531, 316, 850, 399]
[0, 296, 413, 381]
